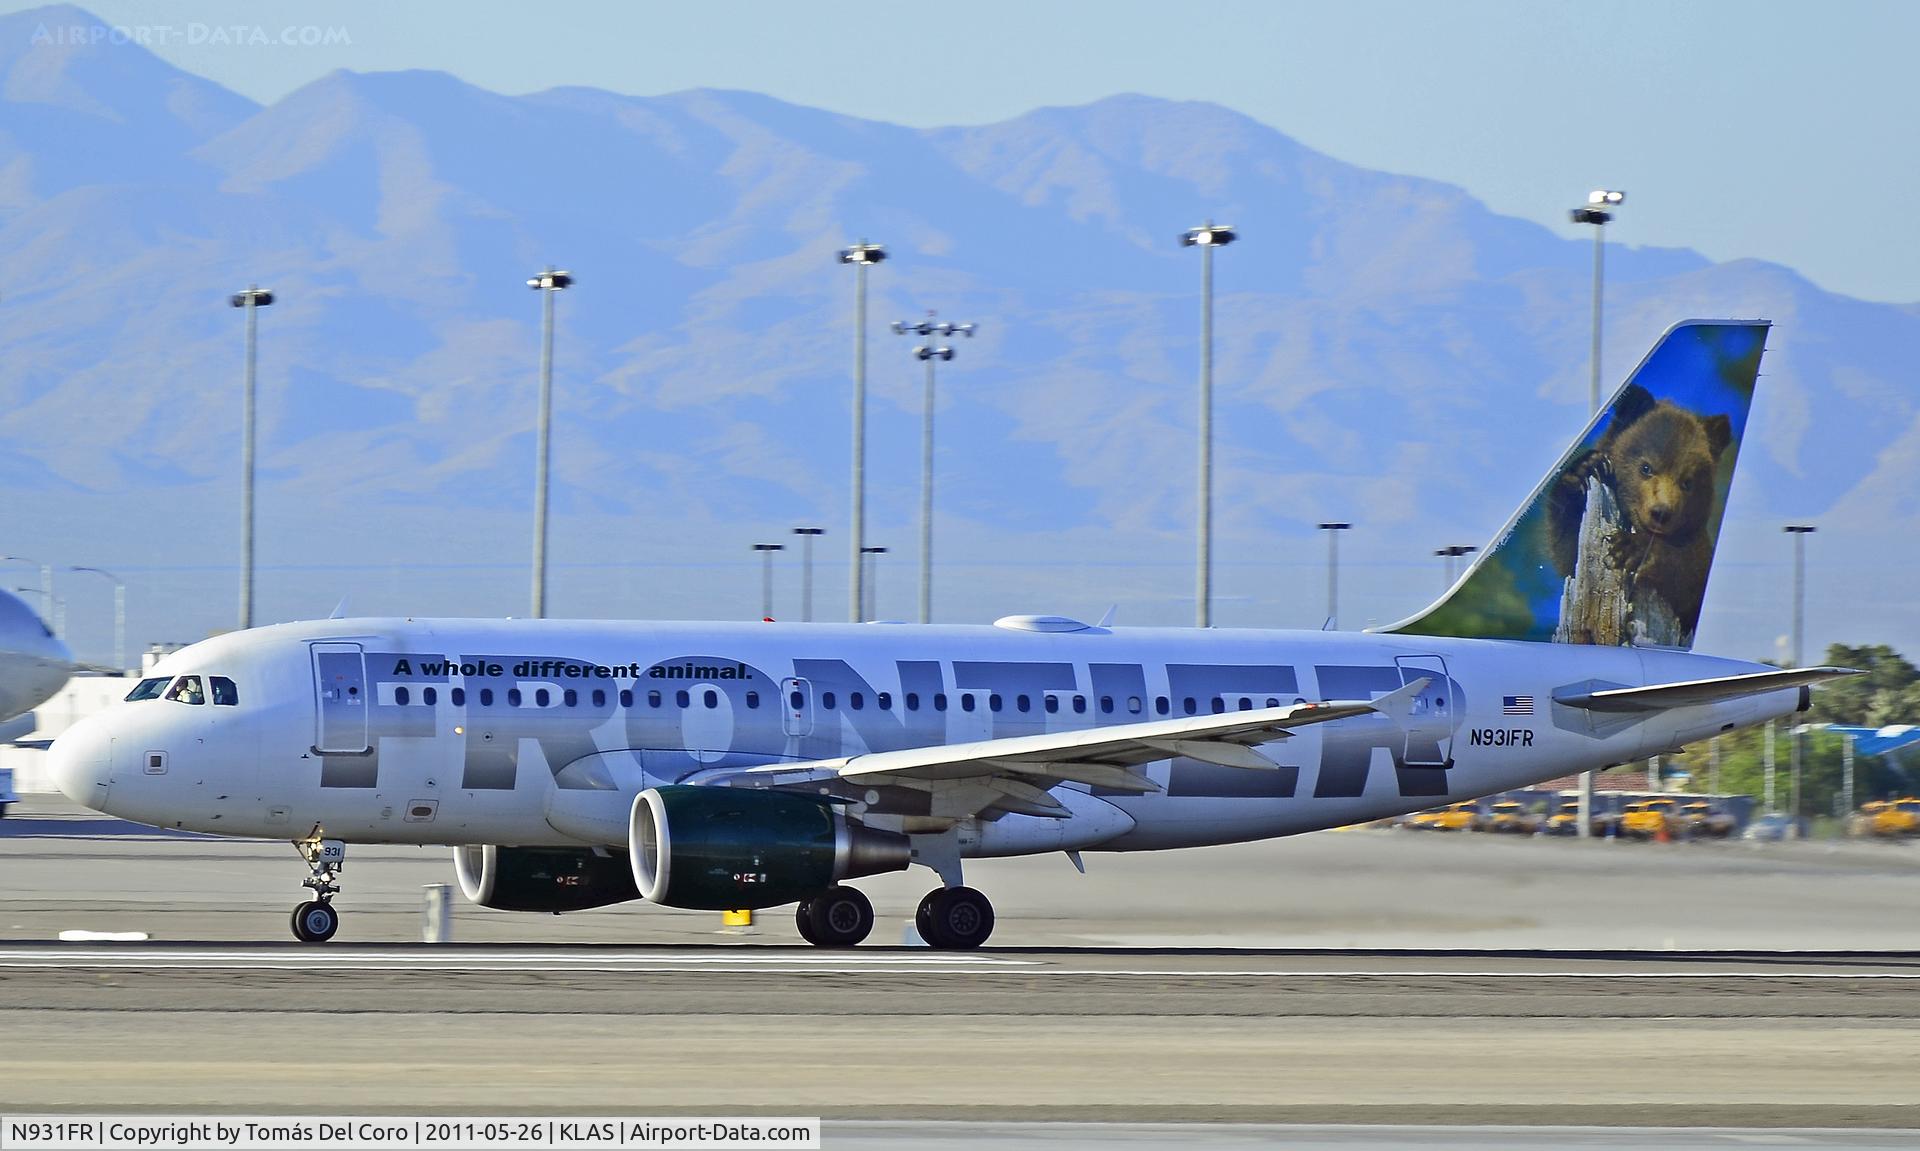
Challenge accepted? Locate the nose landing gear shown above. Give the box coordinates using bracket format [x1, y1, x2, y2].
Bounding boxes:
[290, 832, 346, 943]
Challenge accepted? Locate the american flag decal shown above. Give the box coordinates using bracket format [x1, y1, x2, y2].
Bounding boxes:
[1503, 695, 1535, 715]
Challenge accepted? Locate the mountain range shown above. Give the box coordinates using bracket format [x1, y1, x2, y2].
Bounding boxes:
[1, 3, 1914, 665]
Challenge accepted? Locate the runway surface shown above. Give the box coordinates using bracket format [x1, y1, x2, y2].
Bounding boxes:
[7, 796, 1920, 1136]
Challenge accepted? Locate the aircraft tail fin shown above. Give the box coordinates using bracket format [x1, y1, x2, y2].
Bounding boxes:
[1377, 319, 1769, 650]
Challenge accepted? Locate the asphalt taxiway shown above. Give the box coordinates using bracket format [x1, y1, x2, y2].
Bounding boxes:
[6, 797, 1920, 1130]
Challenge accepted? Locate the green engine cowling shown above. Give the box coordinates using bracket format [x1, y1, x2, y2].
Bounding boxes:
[454, 844, 641, 912]
[629, 785, 910, 910]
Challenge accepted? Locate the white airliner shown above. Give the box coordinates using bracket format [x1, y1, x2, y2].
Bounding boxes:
[49, 321, 1849, 946]
[0, 588, 74, 745]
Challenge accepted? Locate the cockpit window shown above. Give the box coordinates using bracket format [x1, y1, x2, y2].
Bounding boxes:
[210, 676, 238, 706]
[165, 675, 205, 705]
[126, 677, 170, 701]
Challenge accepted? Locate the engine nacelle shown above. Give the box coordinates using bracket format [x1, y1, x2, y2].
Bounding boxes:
[629, 785, 910, 910]
[454, 844, 641, 912]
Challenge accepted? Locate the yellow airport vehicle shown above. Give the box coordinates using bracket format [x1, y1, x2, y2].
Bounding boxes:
[1620, 797, 1681, 840]
[1857, 797, 1920, 838]
[1404, 801, 1479, 831]
[1474, 800, 1543, 835]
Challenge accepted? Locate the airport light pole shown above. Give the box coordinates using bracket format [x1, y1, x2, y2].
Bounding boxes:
[1567, 197, 1619, 837]
[1, 556, 52, 624]
[792, 527, 824, 622]
[751, 544, 784, 619]
[1785, 525, 1816, 837]
[229, 285, 273, 630]
[893, 314, 975, 624]
[68, 566, 126, 672]
[526, 268, 573, 619]
[1183, 222, 1236, 628]
[861, 546, 888, 622]
[839, 241, 886, 624]
[1570, 190, 1623, 416]
[1318, 523, 1351, 628]
[1434, 545, 1476, 588]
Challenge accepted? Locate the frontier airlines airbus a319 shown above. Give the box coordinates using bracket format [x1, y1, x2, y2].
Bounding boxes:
[49, 320, 1847, 947]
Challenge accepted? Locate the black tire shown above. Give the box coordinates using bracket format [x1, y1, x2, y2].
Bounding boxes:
[292, 900, 339, 943]
[921, 886, 994, 950]
[915, 893, 936, 943]
[794, 901, 821, 946]
[804, 886, 874, 947]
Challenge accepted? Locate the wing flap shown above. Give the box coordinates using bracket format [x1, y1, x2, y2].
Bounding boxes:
[1553, 666, 1857, 713]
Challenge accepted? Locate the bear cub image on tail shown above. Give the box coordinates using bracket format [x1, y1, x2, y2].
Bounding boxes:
[1547, 383, 1734, 641]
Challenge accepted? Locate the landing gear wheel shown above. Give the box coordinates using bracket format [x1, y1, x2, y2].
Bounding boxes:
[290, 899, 339, 943]
[794, 901, 822, 946]
[917, 886, 995, 950]
[803, 885, 875, 947]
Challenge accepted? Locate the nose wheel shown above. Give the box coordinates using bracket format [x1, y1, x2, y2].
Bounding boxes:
[289, 831, 346, 944]
[916, 886, 995, 949]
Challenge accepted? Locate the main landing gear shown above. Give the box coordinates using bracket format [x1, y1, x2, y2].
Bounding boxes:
[290, 832, 346, 943]
[915, 886, 995, 950]
[795, 885, 876, 947]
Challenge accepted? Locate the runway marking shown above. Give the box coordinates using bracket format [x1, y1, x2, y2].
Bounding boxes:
[2, 949, 1918, 978]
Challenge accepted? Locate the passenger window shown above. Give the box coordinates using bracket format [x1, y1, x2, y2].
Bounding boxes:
[1100, 696, 1113, 714]
[619, 689, 633, 707]
[1017, 695, 1031, 713]
[1211, 697, 1225, 714]
[746, 691, 759, 709]
[1266, 697, 1280, 708]
[536, 688, 551, 708]
[1238, 697, 1252, 711]
[788, 690, 803, 711]
[424, 687, 438, 706]
[451, 687, 465, 707]
[125, 677, 170, 702]
[675, 690, 690, 709]
[592, 689, 606, 707]
[508, 688, 523, 707]
[1155, 697, 1169, 715]
[1182, 697, 1196, 715]
[905, 692, 920, 711]
[822, 691, 836, 710]
[934, 693, 948, 711]
[703, 689, 717, 709]
[563, 689, 576, 707]
[1073, 695, 1087, 714]
[210, 676, 238, 706]
[166, 676, 205, 705]
[989, 694, 1002, 712]
[850, 692, 864, 711]
[877, 691, 892, 710]
[480, 688, 494, 707]
[1044, 695, 1059, 714]
[395, 686, 410, 706]
[960, 694, 974, 713]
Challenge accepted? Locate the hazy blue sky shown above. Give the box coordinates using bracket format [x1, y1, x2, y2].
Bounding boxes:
[9, 0, 1914, 303]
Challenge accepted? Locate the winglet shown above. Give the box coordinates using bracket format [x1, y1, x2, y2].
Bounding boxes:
[1096, 604, 1117, 628]
[329, 597, 351, 620]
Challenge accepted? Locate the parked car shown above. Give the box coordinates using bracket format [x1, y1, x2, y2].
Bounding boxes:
[1404, 801, 1479, 831]
[1475, 800, 1543, 835]
[1742, 813, 1803, 842]
[1678, 801, 1736, 839]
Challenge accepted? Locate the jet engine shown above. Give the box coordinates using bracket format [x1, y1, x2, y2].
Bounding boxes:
[454, 844, 641, 912]
[629, 785, 910, 910]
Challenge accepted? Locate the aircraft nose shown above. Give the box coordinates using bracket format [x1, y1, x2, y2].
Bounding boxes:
[50, 713, 112, 810]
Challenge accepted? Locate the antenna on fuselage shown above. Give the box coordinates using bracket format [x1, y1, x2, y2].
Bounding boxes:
[1096, 605, 1117, 628]
[329, 597, 350, 620]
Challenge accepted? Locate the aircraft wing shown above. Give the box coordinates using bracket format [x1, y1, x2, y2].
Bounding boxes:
[719, 680, 1425, 817]
[1552, 666, 1857, 713]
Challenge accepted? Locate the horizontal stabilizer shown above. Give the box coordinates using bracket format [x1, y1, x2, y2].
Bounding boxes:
[1553, 666, 1857, 713]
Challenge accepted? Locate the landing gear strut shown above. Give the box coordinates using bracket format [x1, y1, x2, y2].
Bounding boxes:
[290, 832, 346, 943]
[795, 885, 875, 947]
[916, 886, 995, 950]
